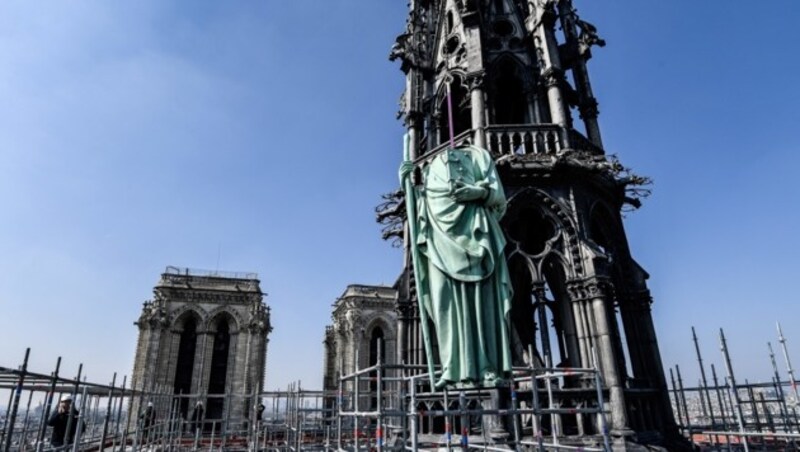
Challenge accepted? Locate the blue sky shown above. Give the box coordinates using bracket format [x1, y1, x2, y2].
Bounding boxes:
[1, 1, 799, 391]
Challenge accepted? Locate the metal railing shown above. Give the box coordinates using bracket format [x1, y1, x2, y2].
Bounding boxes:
[10, 322, 800, 451]
[163, 266, 259, 281]
[334, 344, 612, 451]
[0, 344, 612, 451]
[0, 350, 268, 452]
[0, 352, 133, 452]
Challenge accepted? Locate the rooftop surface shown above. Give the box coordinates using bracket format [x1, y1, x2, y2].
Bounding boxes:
[157, 266, 262, 292]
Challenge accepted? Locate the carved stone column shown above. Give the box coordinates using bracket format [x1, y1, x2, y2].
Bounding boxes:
[191, 329, 208, 396]
[564, 285, 592, 369]
[527, 3, 569, 129]
[557, 1, 603, 148]
[568, 278, 631, 438]
[578, 97, 602, 148]
[333, 321, 347, 390]
[627, 290, 678, 434]
[351, 329, 367, 411]
[431, 112, 442, 149]
[405, 111, 424, 160]
[629, 291, 664, 383]
[541, 68, 568, 129]
[144, 306, 170, 393]
[164, 328, 181, 393]
[413, 304, 424, 370]
[131, 311, 151, 393]
[525, 86, 542, 124]
[142, 322, 157, 393]
[225, 330, 240, 421]
[396, 300, 411, 366]
[155, 324, 176, 391]
[243, 302, 270, 396]
[198, 330, 215, 399]
[588, 280, 631, 439]
[467, 73, 487, 148]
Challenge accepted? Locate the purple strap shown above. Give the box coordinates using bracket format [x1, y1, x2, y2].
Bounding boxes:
[446, 82, 456, 148]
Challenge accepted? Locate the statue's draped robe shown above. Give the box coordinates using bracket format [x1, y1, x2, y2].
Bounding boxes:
[414, 146, 512, 386]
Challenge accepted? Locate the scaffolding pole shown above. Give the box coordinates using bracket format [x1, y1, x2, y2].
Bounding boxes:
[720, 328, 750, 452]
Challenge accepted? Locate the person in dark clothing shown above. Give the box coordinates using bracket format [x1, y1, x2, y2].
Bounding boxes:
[248, 401, 265, 434]
[256, 402, 265, 422]
[189, 401, 204, 434]
[139, 402, 156, 443]
[48, 395, 82, 448]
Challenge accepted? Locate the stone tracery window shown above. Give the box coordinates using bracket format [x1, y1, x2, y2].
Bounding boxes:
[437, 75, 472, 144]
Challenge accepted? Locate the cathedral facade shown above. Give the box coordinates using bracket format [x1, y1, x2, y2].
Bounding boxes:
[130, 266, 271, 425]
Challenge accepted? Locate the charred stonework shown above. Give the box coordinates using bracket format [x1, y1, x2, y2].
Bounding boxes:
[130, 266, 271, 426]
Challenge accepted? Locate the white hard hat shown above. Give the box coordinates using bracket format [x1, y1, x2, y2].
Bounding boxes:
[60, 395, 72, 402]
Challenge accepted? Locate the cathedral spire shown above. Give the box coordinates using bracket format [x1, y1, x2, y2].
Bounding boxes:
[395, 0, 610, 156]
[391, 2, 683, 447]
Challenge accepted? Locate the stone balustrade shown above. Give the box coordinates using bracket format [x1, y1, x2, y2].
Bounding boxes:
[414, 125, 601, 168]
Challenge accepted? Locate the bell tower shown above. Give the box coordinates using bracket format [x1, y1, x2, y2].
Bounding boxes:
[388, 0, 681, 447]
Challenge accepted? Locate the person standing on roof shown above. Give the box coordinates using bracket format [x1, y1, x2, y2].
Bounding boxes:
[139, 402, 156, 443]
[48, 395, 82, 448]
[189, 401, 205, 434]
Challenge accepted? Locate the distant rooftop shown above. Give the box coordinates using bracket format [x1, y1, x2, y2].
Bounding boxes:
[157, 266, 262, 293]
[163, 266, 258, 281]
[339, 284, 396, 300]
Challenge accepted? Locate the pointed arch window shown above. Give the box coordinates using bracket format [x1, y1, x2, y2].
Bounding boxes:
[492, 58, 528, 125]
[437, 76, 472, 144]
[446, 11, 454, 34]
[369, 327, 385, 366]
[368, 327, 385, 409]
[173, 316, 198, 418]
[207, 318, 231, 421]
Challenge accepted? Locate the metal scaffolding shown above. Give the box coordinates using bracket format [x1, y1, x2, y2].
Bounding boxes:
[0, 350, 132, 452]
[330, 344, 612, 452]
[668, 324, 800, 451]
[1, 346, 613, 451]
[6, 323, 800, 451]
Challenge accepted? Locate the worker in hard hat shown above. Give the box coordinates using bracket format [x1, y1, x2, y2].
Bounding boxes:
[47, 394, 83, 447]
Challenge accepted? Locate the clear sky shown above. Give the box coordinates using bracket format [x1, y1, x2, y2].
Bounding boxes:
[1, 1, 799, 392]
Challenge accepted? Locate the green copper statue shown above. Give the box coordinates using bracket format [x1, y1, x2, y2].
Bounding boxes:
[400, 139, 513, 389]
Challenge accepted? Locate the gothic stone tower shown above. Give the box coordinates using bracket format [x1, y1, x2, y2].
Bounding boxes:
[131, 266, 271, 426]
[323, 284, 397, 407]
[388, 0, 679, 447]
